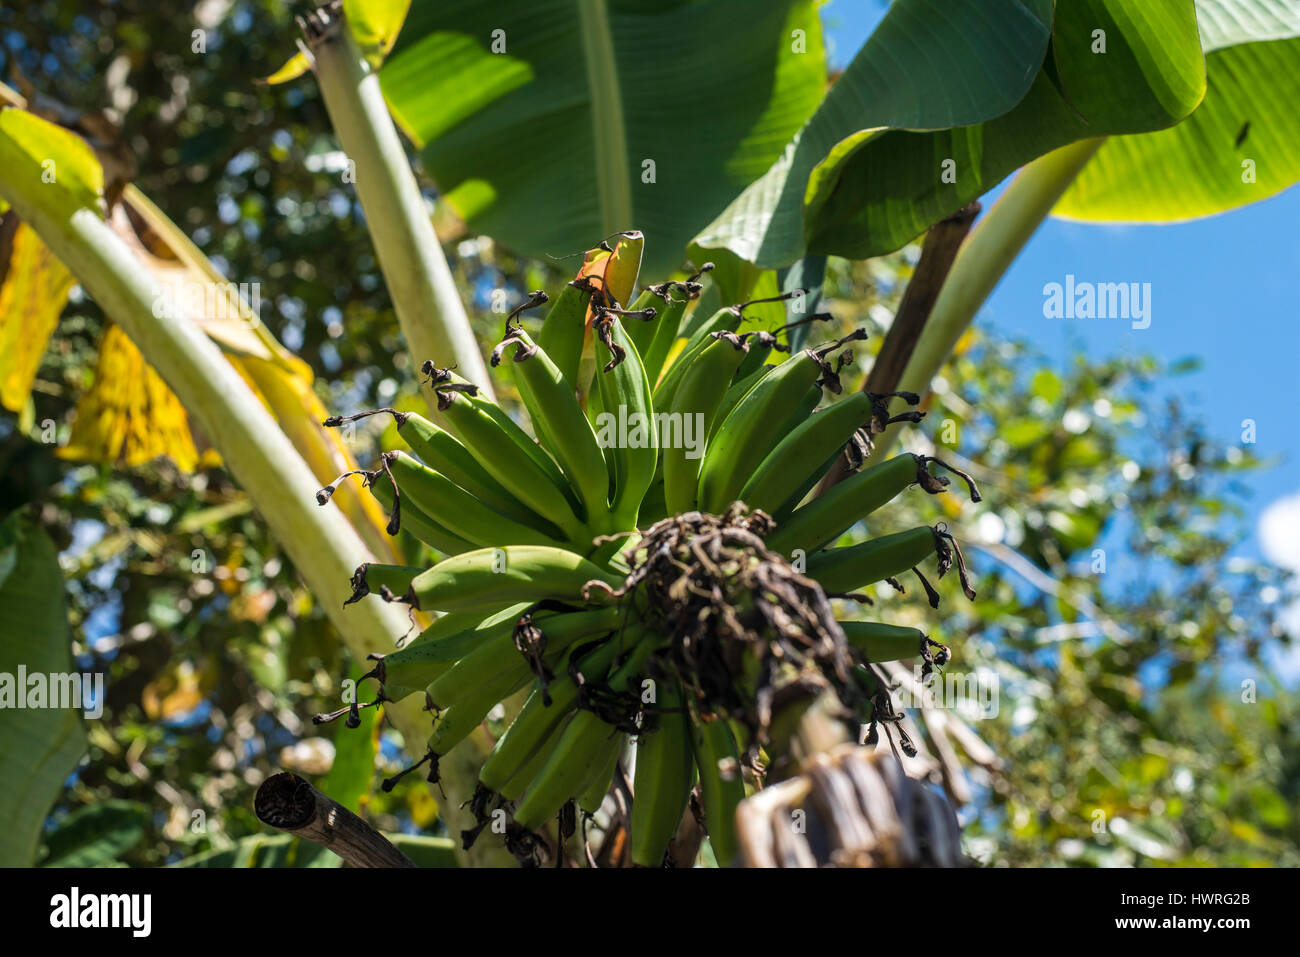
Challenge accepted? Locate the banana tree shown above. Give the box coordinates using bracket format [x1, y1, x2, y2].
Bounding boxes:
[1, 0, 1296, 867]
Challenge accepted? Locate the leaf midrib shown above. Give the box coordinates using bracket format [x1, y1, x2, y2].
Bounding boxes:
[577, 0, 632, 234]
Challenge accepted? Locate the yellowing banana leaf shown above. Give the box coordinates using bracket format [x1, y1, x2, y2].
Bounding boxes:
[1056, 0, 1300, 221]
[379, 0, 827, 279]
[693, 0, 1207, 269]
[59, 323, 204, 471]
[0, 101, 400, 562]
[0, 218, 74, 411]
[0, 511, 87, 867]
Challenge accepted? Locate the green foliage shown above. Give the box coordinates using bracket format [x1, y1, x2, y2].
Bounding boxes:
[820, 254, 1297, 865]
[0, 510, 87, 866]
[381, 0, 828, 278]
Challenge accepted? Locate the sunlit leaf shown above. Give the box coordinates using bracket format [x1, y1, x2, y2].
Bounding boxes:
[58, 324, 202, 471]
[1057, 0, 1300, 221]
[381, 0, 827, 278]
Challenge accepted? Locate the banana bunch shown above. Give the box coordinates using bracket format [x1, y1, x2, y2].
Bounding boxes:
[315, 234, 981, 867]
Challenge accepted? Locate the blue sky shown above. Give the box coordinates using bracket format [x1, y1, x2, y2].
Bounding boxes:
[821, 2, 1300, 572]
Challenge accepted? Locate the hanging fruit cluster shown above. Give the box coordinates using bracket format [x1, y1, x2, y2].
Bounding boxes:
[316, 234, 980, 867]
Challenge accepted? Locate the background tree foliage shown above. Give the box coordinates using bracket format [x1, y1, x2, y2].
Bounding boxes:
[0, 0, 1294, 866]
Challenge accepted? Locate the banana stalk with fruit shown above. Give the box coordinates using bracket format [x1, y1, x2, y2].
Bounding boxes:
[315, 233, 980, 867]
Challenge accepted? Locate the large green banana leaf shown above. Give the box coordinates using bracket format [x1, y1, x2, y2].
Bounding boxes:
[693, 0, 1207, 269]
[1056, 0, 1300, 221]
[379, 0, 829, 279]
[0, 511, 87, 866]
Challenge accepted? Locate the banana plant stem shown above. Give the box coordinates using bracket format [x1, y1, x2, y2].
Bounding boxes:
[850, 137, 1105, 471]
[0, 180, 511, 863]
[304, 6, 493, 405]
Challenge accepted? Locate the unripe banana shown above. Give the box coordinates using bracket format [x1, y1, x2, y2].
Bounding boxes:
[662, 334, 749, 514]
[536, 278, 596, 388]
[653, 304, 744, 409]
[426, 366, 588, 542]
[406, 545, 623, 613]
[639, 283, 697, 388]
[629, 681, 696, 867]
[426, 606, 621, 710]
[498, 714, 572, 802]
[387, 410, 554, 529]
[706, 364, 771, 445]
[479, 634, 624, 794]
[385, 450, 561, 549]
[804, 525, 941, 595]
[578, 734, 624, 814]
[365, 472, 474, 556]
[840, 620, 930, 662]
[740, 391, 876, 515]
[501, 328, 612, 531]
[592, 313, 658, 529]
[620, 285, 671, 372]
[764, 453, 924, 557]
[697, 349, 826, 513]
[370, 604, 530, 701]
[689, 706, 746, 868]
[512, 633, 658, 831]
[424, 660, 535, 759]
[698, 329, 868, 514]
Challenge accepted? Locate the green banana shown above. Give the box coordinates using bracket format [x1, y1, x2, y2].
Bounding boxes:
[640, 282, 699, 388]
[424, 662, 534, 762]
[536, 278, 596, 388]
[620, 285, 670, 368]
[629, 681, 696, 867]
[652, 305, 744, 410]
[498, 714, 570, 802]
[592, 313, 658, 529]
[654, 288, 797, 409]
[365, 471, 474, 557]
[369, 604, 530, 701]
[689, 705, 745, 868]
[426, 606, 621, 710]
[663, 334, 749, 514]
[706, 364, 771, 445]
[384, 450, 561, 549]
[406, 545, 623, 613]
[840, 620, 930, 662]
[479, 635, 624, 794]
[325, 408, 551, 530]
[512, 633, 658, 831]
[739, 391, 876, 515]
[498, 328, 612, 531]
[764, 453, 926, 556]
[424, 365, 588, 542]
[697, 339, 859, 514]
[804, 525, 941, 595]
[578, 734, 623, 814]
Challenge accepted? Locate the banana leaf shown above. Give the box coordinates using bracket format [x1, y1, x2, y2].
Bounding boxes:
[693, 0, 1208, 269]
[1056, 0, 1300, 221]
